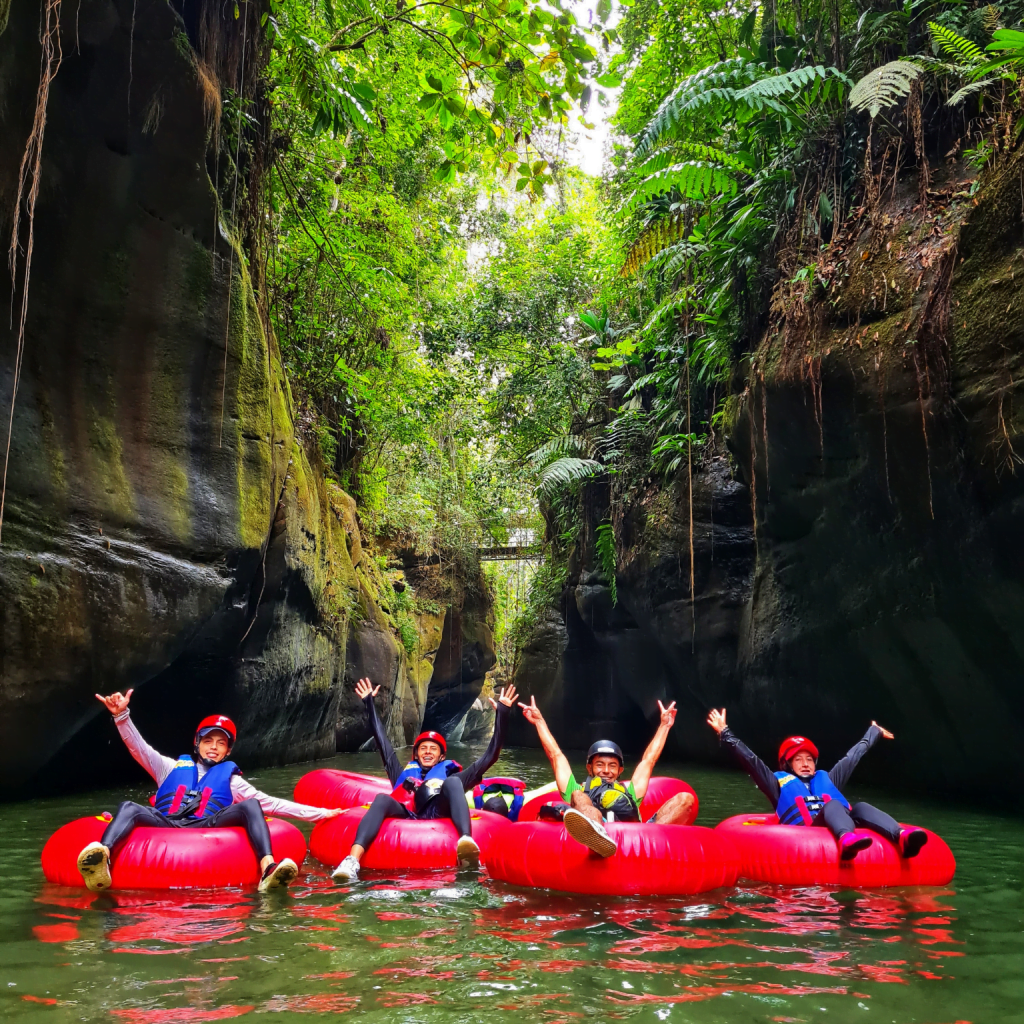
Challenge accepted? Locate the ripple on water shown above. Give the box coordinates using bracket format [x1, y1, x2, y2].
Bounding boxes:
[2, 751, 1022, 1022]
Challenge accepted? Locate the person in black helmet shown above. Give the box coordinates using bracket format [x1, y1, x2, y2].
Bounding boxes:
[519, 696, 696, 857]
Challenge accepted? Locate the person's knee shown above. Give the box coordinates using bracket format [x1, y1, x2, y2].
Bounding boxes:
[238, 798, 263, 820]
[115, 800, 140, 816]
[849, 802, 874, 816]
[570, 791, 601, 819]
[441, 776, 464, 795]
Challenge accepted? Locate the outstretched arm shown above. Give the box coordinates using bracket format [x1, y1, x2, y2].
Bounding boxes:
[707, 708, 782, 807]
[96, 690, 176, 785]
[518, 696, 573, 795]
[231, 777, 343, 821]
[828, 722, 888, 791]
[631, 700, 677, 802]
[356, 678, 403, 786]
[457, 685, 519, 790]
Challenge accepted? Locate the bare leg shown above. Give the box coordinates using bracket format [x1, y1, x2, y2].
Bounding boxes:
[652, 791, 697, 825]
[569, 790, 604, 823]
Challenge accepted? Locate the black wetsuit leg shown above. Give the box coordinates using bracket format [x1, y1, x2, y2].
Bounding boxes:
[418, 776, 472, 837]
[185, 798, 274, 861]
[815, 798, 857, 839]
[101, 800, 176, 853]
[849, 801, 902, 845]
[353, 793, 411, 850]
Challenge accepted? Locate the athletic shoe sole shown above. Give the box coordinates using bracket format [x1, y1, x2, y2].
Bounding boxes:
[259, 857, 299, 892]
[563, 809, 617, 858]
[901, 829, 928, 859]
[456, 836, 480, 869]
[840, 836, 873, 861]
[77, 842, 112, 891]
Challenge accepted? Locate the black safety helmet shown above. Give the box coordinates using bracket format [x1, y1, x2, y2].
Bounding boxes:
[482, 795, 510, 818]
[586, 739, 624, 766]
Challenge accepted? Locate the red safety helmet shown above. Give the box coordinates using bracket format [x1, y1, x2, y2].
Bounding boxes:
[412, 730, 447, 756]
[195, 714, 237, 747]
[778, 735, 818, 768]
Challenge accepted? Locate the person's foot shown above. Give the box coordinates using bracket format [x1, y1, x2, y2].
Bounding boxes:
[77, 842, 112, 891]
[331, 855, 361, 883]
[258, 857, 298, 892]
[839, 833, 872, 861]
[900, 828, 928, 859]
[563, 809, 617, 858]
[456, 835, 480, 869]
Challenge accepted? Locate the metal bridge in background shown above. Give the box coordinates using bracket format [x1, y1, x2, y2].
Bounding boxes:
[477, 545, 542, 561]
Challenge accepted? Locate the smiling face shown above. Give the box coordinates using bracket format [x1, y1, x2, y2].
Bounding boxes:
[789, 750, 817, 778]
[416, 740, 443, 768]
[197, 730, 231, 764]
[587, 755, 624, 782]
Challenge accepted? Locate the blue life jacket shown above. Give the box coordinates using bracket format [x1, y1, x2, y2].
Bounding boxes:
[392, 759, 462, 811]
[473, 777, 526, 821]
[774, 770, 850, 825]
[153, 756, 240, 821]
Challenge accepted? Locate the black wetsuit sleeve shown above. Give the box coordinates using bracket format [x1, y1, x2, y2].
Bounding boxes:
[365, 695, 402, 787]
[720, 726, 782, 807]
[454, 702, 510, 791]
[828, 725, 881, 792]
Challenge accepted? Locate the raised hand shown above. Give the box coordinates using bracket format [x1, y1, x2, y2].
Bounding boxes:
[355, 677, 380, 700]
[517, 695, 545, 726]
[658, 699, 677, 728]
[490, 683, 519, 709]
[872, 720, 895, 740]
[96, 690, 133, 716]
[706, 708, 727, 734]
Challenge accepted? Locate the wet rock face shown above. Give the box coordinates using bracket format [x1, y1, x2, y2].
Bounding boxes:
[513, 164, 1024, 807]
[0, 0, 343, 788]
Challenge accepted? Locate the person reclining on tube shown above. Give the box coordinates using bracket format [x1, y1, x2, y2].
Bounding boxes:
[77, 689, 344, 893]
[706, 708, 928, 861]
[518, 695, 697, 858]
[331, 677, 519, 882]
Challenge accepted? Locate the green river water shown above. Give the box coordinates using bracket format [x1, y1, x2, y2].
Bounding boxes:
[2, 746, 1022, 1023]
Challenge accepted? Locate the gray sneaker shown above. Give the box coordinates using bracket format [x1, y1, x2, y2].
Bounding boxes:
[563, 809, 617, 858]
[332, 855, 361, 883]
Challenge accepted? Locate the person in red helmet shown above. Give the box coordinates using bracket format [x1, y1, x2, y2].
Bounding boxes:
[706, 709, 927, 861]
[76, 690, 343, 893]
[331, 677, 519, 882]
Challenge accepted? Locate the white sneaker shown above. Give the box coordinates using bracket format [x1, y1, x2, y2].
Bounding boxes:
[258, 857, 298, 893]
[331, 855, 361, 883]
[77, 842, 112, 891]
[563, 809, 617, 858]
[456, 835, 480, 869]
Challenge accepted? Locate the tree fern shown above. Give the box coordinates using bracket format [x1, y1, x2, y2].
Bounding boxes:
[849, 60, 921, 117]
[528, 434, 587, 463]
[735, 65, 851, 110]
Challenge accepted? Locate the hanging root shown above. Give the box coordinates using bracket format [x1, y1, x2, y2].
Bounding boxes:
[1, 0, 63, 545]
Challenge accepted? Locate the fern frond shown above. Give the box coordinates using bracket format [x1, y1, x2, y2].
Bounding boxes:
[928, 22, 986, 67]
[948, 77, 997, 104]
[536, 457, 603, 497]
[634, 142, 750, 178]
[646, 237, 708, 278]
[636, 58, 760, 158]
[621, 162, 738, 217]
[621, 213, 688, 277]
[735, 64, 851, 108]
[528, 435, 588, 464]
[594, 521, 618, 605]
[849, 60, 921, 117]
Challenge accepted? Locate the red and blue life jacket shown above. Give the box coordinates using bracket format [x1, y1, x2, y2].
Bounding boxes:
[391, 758, 462, 811]
[154, 756, 240, 821]
[473, 777, 526, 821]
[774, 770, 850, 825]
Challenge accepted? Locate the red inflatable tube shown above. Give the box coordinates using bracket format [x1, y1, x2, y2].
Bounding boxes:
[487, 821, 738, 895]
[517, 776, 699, 822]
[293, 769, 391, 810]
[309, 806, 511, 871]
[715, 814, 956, 887]
[41, 815, 307, 889]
